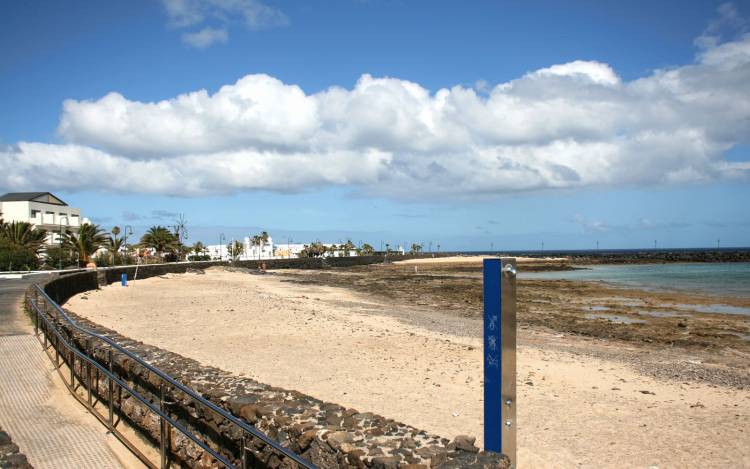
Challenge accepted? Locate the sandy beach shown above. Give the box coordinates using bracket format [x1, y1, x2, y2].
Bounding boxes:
[65, 264, 750, 468]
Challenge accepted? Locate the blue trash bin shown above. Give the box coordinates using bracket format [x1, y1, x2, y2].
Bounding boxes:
[121, 273, 128, 286]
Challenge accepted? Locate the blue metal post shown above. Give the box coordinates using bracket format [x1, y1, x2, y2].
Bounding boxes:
[121, 273, 128, 286]
[483, 258, 502, 452]
[484, 257, 517, 467]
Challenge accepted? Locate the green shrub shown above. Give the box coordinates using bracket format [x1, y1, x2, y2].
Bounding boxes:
[188, 254, 211, 261]
[0, 238, 40, 271]
[43, 246, 76, 269]
[92, 252, 112, 267]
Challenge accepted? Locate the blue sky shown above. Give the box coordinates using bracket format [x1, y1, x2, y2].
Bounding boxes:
[1, 0, 749, 250]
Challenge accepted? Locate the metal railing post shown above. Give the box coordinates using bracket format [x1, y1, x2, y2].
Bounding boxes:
[108, 349, 114, 430]
[482, 257, 517, 468]
[241, 434, 247, 469]
[70, 350, 75, 387]
[87, 339, 93, 406]
[160, 384, 169, 469]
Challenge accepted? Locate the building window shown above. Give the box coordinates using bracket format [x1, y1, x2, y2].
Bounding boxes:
[30, 209, 41, 218]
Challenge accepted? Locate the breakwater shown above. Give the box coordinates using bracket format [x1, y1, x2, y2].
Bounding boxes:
[486, 248, 750, 264]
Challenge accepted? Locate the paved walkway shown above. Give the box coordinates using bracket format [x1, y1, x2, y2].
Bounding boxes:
[0, 275, 128, 469]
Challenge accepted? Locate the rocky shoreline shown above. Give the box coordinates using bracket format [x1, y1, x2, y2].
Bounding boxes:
[0, 426, 32, 469]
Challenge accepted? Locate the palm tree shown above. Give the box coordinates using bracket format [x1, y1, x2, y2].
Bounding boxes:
[255, 231, 270, 259]
[251, 234, 262, 259]
[0, 221, 47, 253]
[139, 225, 178, 258]
[107, 226, 123, 265]
[192, 241, 206, 255]
[107, 235, 125, 265]
[359, 243, 374, 256]
[342, 239, 356, 256]
[411, 243, 423, 254]
[227, 240, 244, 261]
[298, 241, 327, 258]
[62, 223, 107, 266]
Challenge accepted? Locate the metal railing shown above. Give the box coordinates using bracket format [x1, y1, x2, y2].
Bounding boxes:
[26, 283, 316, 469]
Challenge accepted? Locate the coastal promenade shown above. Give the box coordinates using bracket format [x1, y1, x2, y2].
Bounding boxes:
[0, 275, 130, 469]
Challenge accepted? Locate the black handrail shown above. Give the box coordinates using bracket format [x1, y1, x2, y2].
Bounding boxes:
[28, 297, 235, 467]
[30, 283, 316, 469]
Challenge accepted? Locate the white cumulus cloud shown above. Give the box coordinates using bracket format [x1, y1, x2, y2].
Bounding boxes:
[1, 17, 749, 198]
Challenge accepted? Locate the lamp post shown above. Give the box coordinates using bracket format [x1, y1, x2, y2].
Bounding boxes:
[123, 225, 133, 265]
[58, 216, 69, 270]
[219, 233, 226, 261]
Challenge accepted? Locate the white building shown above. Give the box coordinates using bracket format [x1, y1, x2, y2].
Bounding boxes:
[206, 244, 228, 260]
[206, 235, 276, 260]
[204, 235, 363, 260]
[0, 192, 90, 245]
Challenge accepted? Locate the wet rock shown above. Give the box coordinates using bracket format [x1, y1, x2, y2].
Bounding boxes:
[326, 431, 355, 450]
[371, 455, 401, 468]
[447, 435, 479, 453]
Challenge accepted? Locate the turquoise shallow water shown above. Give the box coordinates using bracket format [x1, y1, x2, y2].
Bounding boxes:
[520, 262, 750, 299]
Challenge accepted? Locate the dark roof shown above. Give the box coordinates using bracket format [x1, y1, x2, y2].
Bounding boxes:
[0, 192, 68, 206]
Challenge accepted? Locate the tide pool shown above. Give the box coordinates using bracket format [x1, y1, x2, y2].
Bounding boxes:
[520, 262, 750, 300]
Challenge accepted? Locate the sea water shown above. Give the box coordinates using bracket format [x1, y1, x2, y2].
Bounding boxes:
[520, 262, 750, 300]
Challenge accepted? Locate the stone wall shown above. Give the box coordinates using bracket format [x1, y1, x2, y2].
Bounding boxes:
[33, 268, 510, 469]
[99, 254, 435, 292]
[43, 256, 395, 304]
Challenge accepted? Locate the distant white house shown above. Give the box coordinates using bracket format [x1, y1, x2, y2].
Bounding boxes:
[243, 235, 275, 259]
[205, 235, 365, 260]
[206, 235, 276, 260]
[0, 192, 90, 245]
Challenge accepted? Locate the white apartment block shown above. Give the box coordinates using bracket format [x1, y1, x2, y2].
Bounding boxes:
[0, 192, 90, 245]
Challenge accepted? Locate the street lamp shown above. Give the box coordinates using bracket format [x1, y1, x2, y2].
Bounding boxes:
[219, 233, 226, 261]
[122, 225, 133, 265]
[58, 216, 69, 270]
